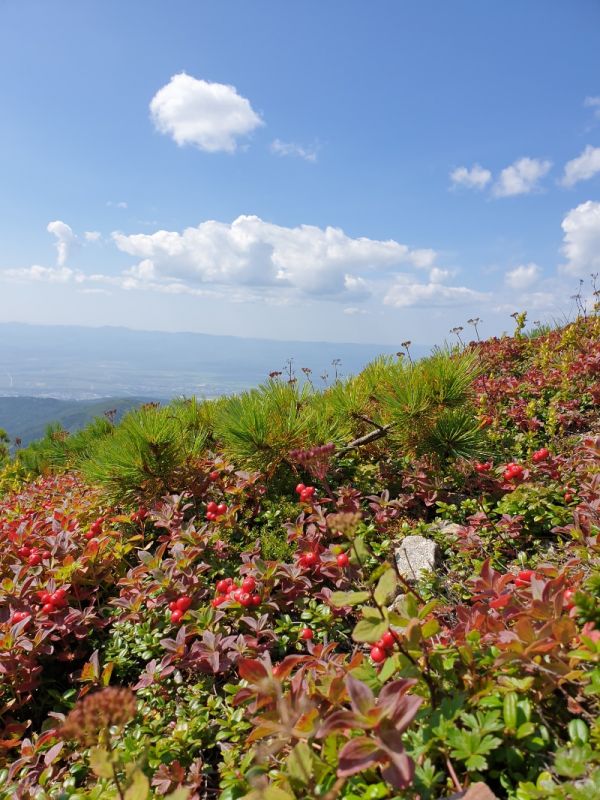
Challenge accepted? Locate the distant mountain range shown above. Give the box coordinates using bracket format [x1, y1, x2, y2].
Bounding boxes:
[0, 322, 428, 444]
[0, 395, 152, 446]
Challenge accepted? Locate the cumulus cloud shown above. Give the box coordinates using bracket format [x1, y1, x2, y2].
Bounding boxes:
[150, 73, 263, 153]
[112, 215, 437, 299]
[47, 220, 76, 266]
[584, 96, 600, 120]
[561, 145, 600, 188]
[270, 139, 318, 162]
[449, 163, 492, 190]
[492, 157, 552, 197]
[561, 200, 600, 276]
[504, 263, 541, 290]
[384, 274, 488, 308]
[85, 231, 102, 242]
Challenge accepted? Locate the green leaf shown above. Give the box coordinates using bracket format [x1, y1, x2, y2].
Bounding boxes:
[287, 741, 314, 784]
[330, 591, 370, 608]
[89, 747, 113, 779]
[374, 567, 397, 605]
[353, 612, 388, 643]
[124, 768, 150, 800]
[165, 790, 190, 800]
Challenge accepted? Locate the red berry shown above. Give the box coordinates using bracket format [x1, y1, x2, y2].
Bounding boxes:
[239, 592, 252, 607]
[295, 483, 306, 495]
[370, 646, 387, 663]
[207, 501, 218, 513]
[12, 611, 30, 624]
[300, 627, 313, 640]
[170, 609, 183, 623]
[169, 601, 178, 612]
[40, 591, 52, 604]
[564, 491, 574, 503]
[216, 503, 227, 515]
[233, 589, 243, 603]
[336, 553, 350, 568]
[532, 447, 550, 463]
[87, 538, 99, 550]
[242, 577, 256, 593]
[380, 631, 395, 649]
[84, 530, 96, 540]
[564, 589, 576, 610]
[42, 603, 56, 614]
[176, 596, 192, 612]
[28, 554, 42, 566]
[518, 569, 534, 582]
[211, 596, 225, 608]
[251, 594, 261, 606]
[209, 471, 220, 481]
[216, 579, 230, 594]
[302, 552, 318, 567]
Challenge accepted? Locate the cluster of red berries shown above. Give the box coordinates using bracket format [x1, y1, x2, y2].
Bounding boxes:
[85, 516, 105, 541]
[16, 545, 51, 566]
[503, 462, 524, 482]
[532, 447, 550, 463]
[474, 461, 492, 473]
[370, 630, 396, 663]
[211, 576, 262, 609]
[37, 587, 68, 615]
[168, 594, 192, 623]
[206, 501, 228, 521]
[295, 484, 316, 503]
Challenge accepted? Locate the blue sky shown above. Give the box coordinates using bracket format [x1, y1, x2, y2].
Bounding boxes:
[1, 0, 599, 345]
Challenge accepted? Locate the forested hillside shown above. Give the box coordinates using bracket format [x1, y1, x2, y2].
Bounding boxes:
[1, 313, 599, 799]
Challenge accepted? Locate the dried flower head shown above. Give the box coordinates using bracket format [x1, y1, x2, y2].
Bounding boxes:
[61, 687, 136, 747]
[327, 512, 362, 538]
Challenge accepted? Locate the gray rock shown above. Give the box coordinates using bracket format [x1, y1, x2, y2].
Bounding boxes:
[395, 535, 439, 580]
[433, 519, 463, 537]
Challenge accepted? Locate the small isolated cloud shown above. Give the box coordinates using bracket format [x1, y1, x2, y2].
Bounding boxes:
[85, 231, 101, 242]
[107, 201, 128, 209]
[112, 215, 437, 299]
[584, 96, 600, 120]
[343, 307, 367, 315]
[270, 139, 318, 162]
[384, 274, 487, 308]
[561, 200, 600, 276]
[492, 157, 552, 197]
[449, 163, 491, 190]
[150, 73, 263, 153]
[47, 220, 76, 266]
[561, 145, 600, 188]
[505, 262, 541, 290]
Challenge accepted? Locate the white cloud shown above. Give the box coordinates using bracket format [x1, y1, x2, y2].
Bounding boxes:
[584, 96, 600, 119]
[343, 307, 367, 315]
[449, 163, 491, 190]
[384, 274, 488, 308]
[492, 157, 552, 197]
[561, 200, 600, 276]
[504, 262, 541, 290]
[85, 231, 102, 242]
[47, 221, 76, 266]
[107, 201, 128, 209]
[561, 145, 600, 187]
[112, 215, 437, 298]
[4, 264, 80, 283]
[270, 139, 318, 162]
[150, 73, 263, 153]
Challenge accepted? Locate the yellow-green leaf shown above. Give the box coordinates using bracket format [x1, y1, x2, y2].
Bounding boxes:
[89, 747, 113, 779]
[287, 741, 314, 784]
[330, 591, 370, 608]
[374, 567, 397, 605]
[124, 768, 150, 800]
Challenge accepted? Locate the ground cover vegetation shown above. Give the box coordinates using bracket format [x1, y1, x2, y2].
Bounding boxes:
[0, 309, 599, 799]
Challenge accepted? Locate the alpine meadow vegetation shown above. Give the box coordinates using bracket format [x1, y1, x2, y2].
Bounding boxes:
[1, 308, 600, 799]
